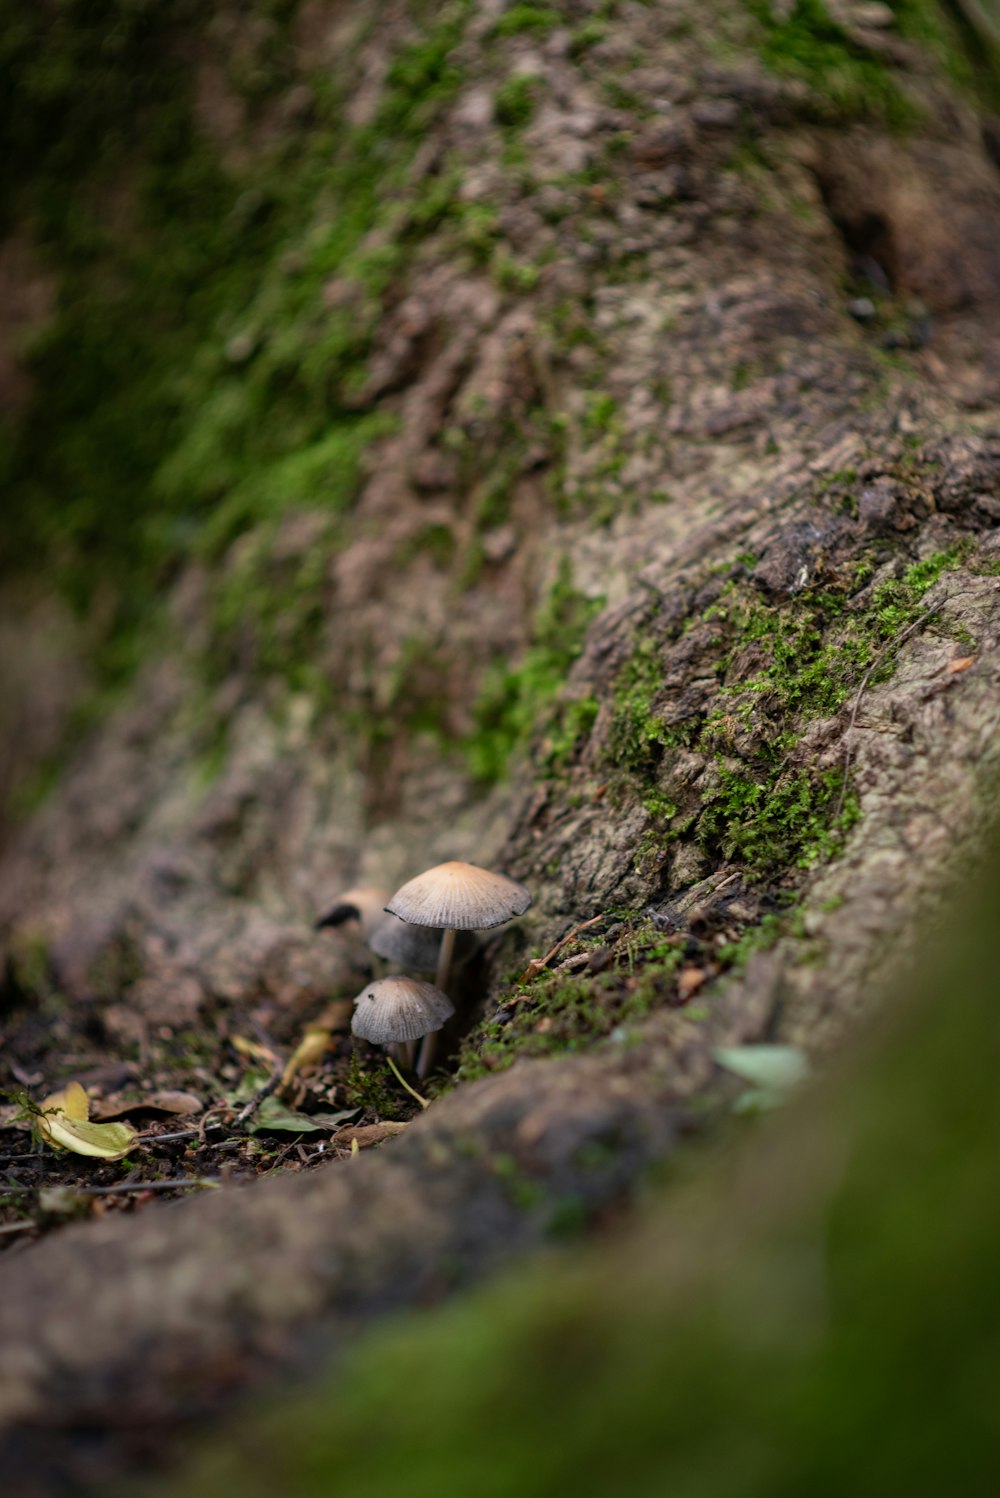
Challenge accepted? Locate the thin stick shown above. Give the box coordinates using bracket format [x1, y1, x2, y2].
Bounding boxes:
[234, 1064, 284, 1126]
[835, 604, 939, 822]
[520, 914, 605, 984]
[385, 1054, 430, 1110]
[0, 1219, 35, 1236]
[75, 1177, 222, 1196]
[134, 1128, 202, 1144]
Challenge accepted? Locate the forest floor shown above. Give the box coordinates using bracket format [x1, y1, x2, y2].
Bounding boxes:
[1, 0, 1000, 1489]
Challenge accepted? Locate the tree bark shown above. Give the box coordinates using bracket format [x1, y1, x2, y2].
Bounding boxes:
[1, 0, 999, 1489]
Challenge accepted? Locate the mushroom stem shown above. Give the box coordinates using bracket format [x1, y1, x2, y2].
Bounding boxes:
[416, 1031, 437, 1081]
[435, 926, 457, 992]
[420, 927, 457, 1081]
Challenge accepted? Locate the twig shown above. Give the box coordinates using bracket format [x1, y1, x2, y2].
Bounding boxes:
[520, 914, 606, 983]
[835, 604, 939, 822]
[0, 1219, 36, 1236]
[385, 1054, 430, 1110]
[134, 1128, 202, 1144]
[74, 1177, 222, 1196]
[234, 1065, 284, 1127]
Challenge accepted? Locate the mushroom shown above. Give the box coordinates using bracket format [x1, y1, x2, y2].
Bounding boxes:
[385, 861, 532, 1077]
[315, 887, 389, 943]
[385, 861, 532, 990]
[368, 914, 477, 974]
[351, 976, 455, 1069]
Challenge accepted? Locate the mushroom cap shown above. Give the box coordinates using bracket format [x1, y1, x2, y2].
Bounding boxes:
[315, 887, 389, 941]
[369, 915, 478, 971]
[351, 976, 455, 1046]
[386, 861, 532, 932]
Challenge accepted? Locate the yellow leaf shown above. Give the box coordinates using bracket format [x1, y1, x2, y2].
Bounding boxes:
[280, 1027, 332, 1089]
[40, 1080, 90, 1122]
[231, 1035, 278, 1064]
[62, 1081, 90, 1120]
[37, 1082, 138, 1160]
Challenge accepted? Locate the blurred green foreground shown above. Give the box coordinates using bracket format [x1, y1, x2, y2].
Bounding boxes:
[171, 826, 1000, 1498]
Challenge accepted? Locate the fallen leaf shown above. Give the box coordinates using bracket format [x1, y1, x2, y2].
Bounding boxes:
[231, 1035, 279, 1064]
[677, 966, 707, 1001]
[947, 656, 975, 674]
[248, 1097, 360, 1135]
[713, 1045, 810, 1113]
[49, 1081, 89, 1121]
[331, 1121, 408, 1150]
[37, 1083, 138, 1161]
[280, 1028, 333, 1090]
[314, 997, 353, 1033]
[91, 1089, 203, 1120]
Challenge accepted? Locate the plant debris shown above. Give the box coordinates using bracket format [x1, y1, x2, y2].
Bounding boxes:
[35, 1084, 138, 1161]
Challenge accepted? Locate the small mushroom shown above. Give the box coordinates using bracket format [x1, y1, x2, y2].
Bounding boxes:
[385, 861, 531, 1077]
[351, 977, 455, 1067]
[369, 915, 477, 974]
[315, 887, 389, 942]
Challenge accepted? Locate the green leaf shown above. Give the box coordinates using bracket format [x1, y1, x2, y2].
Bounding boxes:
[713, 1045, 810, 1093]
[248, 1098, 360, 1135]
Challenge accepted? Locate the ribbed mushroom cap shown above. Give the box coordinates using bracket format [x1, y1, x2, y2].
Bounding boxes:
[369, 915, 477, 971]
[315, 887, 389, 941]
[386, 861, 532, 932]
[351, 977, 455, 1046]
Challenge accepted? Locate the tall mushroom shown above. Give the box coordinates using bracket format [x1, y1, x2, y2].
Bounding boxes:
[385, 861, 532, 991]
[385, 861, 532, 1077]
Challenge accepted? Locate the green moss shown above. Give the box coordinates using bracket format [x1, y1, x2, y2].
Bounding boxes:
[465, 559, 604, 784]
[581, 392, 620, 439]
[699, 762, 859, 872]
[456, 928, 682, 1083]
[394, 522, 459, 571]
[455, 202, 503, 264]
[1, 1, 472, 693]
[601, 544, 966, 879]
[344, 1054, 408, 1122]
[489, 1152, 545, 1211]
[890, 0, 1000, 110]
[490, 4, 562, 37]
[749, 0, 920, 128]
[494, 74, 538, 129]
[569, 20, 609, 56]
[491, 249, 542, 293]
[608, 639, 681, 774]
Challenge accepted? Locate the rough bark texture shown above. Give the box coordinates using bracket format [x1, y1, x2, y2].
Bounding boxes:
[1, 0, 999, 1489]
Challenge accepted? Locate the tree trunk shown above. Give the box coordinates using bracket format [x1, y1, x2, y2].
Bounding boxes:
[1, 0, 999, 1489]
